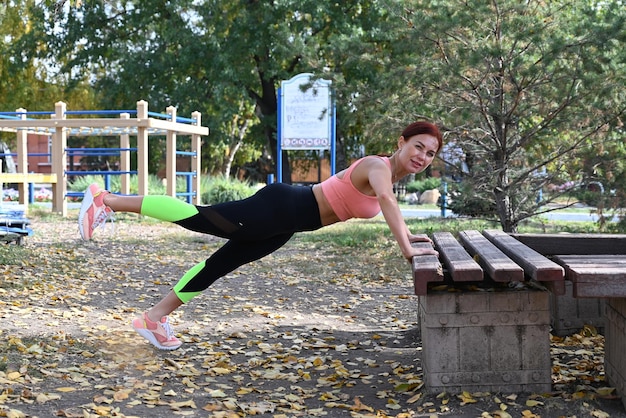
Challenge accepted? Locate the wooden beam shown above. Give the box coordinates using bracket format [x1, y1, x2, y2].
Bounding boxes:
[0, 117, 208, 136]
[483, 229, 564, 282]
[511, 233, 626, 255]
[412, 242, 443, 296]
[0, 173, 57, 183]
[432, 232, 483, 282]
[458, 230, 524, 282]
[553, 254, 626, 298]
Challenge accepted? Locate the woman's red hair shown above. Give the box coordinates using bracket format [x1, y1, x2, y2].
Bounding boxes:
[401, 121, 443, 152]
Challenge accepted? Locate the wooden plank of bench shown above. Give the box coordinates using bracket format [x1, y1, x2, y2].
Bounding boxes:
[412, 242, 443, 296]
[0, 173, 58, 183]
[431, 232, 483, 282]
[511, 233, 626, 255]
[457, 230, 524, 282]
[555, 255, 626, 265]
[553, 254, 626, 298]
[483, 229, 564, 282]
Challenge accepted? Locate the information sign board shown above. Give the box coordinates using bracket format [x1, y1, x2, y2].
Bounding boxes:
[280, 73, 332, 150]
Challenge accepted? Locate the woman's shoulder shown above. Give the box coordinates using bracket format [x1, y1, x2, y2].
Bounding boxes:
[356, 155, 391, 169]
[349, 156, 391, 182]
[341, 156, 390, 179]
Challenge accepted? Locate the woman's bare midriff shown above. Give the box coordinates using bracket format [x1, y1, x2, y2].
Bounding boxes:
[312, 184, 341, 226]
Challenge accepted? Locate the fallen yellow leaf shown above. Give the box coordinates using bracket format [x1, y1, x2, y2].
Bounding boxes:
[352, 397, 374, 412]
[407, 393, 422, 404]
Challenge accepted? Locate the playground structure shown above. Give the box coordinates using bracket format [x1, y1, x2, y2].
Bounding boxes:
[0, 100, 209, 217]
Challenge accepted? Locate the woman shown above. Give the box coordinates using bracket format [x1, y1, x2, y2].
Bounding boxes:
[78, 121, 442, 350]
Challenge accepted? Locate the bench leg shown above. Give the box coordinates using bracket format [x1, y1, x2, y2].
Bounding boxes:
[418, 290, 552, 394]
[605, 298, 626, 410]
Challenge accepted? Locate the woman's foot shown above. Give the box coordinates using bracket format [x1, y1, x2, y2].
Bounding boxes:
[132, 312, 182, 350]
[78, 183, 114, 240]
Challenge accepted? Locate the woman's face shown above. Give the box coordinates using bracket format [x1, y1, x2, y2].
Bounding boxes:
[398, 134, 439, 174]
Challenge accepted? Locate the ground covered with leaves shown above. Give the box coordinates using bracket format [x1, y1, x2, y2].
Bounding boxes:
[0, 213, 625, 417]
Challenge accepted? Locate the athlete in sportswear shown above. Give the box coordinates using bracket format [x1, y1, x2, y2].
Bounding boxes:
[78, 121, 442, 350]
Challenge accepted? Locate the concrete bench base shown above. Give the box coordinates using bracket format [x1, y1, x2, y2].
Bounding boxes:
[550, 281, 605, 337]
[418, 289, 552, 394]
[606, 298, 626, 410]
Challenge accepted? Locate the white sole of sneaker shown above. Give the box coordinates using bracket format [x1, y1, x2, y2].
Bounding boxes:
[78, 187, 95, 240]
[134, 327, 182, 351]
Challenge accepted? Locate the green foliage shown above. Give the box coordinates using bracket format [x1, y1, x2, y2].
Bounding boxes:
[445, 180, 499, 219]
[576, 129, 626, 213]
[380, 1, 626, 232]
[201, 176, 256, 205]
[0, 1, 101, 146]
[406, 177, 441, 194]
[31, 0, 408, 179]
[605, 217, 626, 234]
[3, 0, 626, 222]
[572, 189, 604, 207]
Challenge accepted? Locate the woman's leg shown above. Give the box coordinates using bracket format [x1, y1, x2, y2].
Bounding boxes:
[146, 290, 183, 321]
[172, 233, 294, 303]
[102, 193, 143, 214]
[79, 185, 201, 240]
[81, 183, 321, 349]
[135, 233, 293, 350]
[145, 232, 293, 320]
[90, 183, 321, 240]
[104, 194, 200, 222]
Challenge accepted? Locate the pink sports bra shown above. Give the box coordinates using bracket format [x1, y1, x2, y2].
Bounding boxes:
[320, 156, 391, 221]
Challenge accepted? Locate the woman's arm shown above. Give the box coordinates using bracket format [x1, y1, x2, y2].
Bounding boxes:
[364, 160, 438, 261]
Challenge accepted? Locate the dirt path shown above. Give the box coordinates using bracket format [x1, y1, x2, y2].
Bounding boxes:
[1, 214, 625, 417]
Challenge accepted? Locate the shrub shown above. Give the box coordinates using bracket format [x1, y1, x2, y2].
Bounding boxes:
[406, 177, 442, 194]
[201, 176, 256, 204]
[2, 188, 19, 202]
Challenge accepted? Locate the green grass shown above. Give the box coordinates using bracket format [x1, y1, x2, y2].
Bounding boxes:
[0, 244, 32, 266]
[301, 219, 392, 248]
[297, 215, 602, 253]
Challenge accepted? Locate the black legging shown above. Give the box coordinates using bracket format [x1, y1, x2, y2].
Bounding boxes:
[140, 183, 322, 303]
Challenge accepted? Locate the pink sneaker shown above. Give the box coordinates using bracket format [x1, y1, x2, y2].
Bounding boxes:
[132, 312, 182, 350]
[78, 183, 114, 240]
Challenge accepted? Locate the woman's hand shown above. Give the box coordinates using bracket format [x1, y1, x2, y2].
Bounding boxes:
[403, 246, 439, 261]
[408, 233, 433, 244]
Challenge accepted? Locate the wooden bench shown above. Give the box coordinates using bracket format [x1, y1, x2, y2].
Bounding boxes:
[412, 229, 565, 295]
[412, 230, 626, 409]
[512, 233, 626, 298]
[511, 233, 626, 409]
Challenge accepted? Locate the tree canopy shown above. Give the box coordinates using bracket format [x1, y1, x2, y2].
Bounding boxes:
[1, 0, 625, 231]
[38, 0, 412, 180]
[389, 0, 626, 231]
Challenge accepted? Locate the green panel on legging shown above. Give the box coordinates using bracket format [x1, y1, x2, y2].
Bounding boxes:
[173, 261, 205, 303]
[140, 195, 199, 222]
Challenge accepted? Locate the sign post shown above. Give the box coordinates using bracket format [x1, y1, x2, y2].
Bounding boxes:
[277, 73, 335, 183]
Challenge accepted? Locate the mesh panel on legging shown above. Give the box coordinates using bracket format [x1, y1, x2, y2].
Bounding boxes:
[174, 233, 294, 298]
[171, 183, 322, 302]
